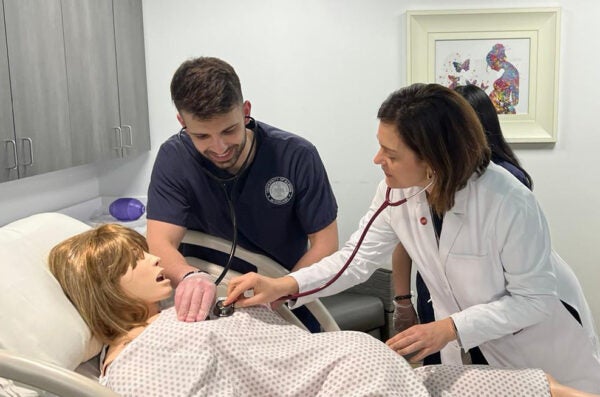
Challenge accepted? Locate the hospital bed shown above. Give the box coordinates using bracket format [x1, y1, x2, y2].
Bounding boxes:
[0, 213, 561, 396]
[0, 212, 340, 396]
[182, 230, 392, 339]
[180, 230, 340, 332]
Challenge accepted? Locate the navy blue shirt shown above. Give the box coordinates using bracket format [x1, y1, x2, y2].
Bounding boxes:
[494, 160, 531, 189]
[147, 121, 338, 273]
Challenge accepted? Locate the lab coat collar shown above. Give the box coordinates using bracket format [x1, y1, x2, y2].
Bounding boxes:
[403, 173, 474, 212]
[447, 174, 476, 215]
[437, 173, 478, 274]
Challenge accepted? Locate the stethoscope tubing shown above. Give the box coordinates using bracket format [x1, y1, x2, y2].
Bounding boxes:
[282, 180, 433, 301]
[178, 117, 257, 286]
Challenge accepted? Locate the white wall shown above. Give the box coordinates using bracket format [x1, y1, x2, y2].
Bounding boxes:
[0, 152, 152, 226]
[2, 0, 599, 330]
[133, 0, 600, 329]
[0, 164, 100, 225]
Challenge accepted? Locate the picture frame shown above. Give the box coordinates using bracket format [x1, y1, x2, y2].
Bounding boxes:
[407, 8, 561, 143]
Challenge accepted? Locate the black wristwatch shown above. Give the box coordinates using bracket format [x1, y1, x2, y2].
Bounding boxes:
[393, 294, 412, 302]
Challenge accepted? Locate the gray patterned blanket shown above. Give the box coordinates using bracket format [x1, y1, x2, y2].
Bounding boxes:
[100, 306, 548, 397]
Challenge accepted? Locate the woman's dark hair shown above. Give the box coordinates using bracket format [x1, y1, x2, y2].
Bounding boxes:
[378, 83, 491, 214]
[454, 84, 533, 189]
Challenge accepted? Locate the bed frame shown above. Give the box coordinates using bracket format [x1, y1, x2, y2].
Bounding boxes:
[0, 213, 339, 396]
[181, 229, 340, 332]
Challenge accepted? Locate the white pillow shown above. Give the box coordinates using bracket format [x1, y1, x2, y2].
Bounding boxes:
[0, 213, 102, 370]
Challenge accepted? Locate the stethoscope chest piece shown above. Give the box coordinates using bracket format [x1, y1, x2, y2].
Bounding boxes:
[213, 298, 235, 317]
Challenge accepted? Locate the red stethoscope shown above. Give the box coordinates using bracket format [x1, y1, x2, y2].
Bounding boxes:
[283, 180, 434, 301]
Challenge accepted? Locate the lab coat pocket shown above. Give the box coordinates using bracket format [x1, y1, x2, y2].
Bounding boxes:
[445, 252, 503, 309]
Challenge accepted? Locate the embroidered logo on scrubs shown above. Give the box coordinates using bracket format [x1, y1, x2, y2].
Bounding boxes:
[265, 177, 294, 205]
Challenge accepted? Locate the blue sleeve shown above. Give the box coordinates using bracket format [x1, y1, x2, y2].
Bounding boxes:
[496, 160, 530, 190]
[146, 144, 190, 227]
[293, 146, 338, 234]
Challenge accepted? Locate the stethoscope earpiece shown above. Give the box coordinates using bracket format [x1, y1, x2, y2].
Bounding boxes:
[244, 115, 256, 130]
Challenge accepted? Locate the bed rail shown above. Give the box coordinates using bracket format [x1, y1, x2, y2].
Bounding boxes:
[0, 349, 119, 397]
[181, 230, 341, 332]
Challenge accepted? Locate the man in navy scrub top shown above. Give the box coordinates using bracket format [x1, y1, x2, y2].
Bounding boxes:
[147, 57, 338, 329]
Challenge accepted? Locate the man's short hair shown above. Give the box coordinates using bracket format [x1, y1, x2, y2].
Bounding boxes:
[170, 57, 243, 119]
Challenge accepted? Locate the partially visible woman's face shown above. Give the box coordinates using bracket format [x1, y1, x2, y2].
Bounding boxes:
[373, 122, 429, 189]
[119, 252, 172, 305]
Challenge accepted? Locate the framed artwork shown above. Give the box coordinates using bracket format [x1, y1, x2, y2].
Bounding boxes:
[407, 8, 561, 142]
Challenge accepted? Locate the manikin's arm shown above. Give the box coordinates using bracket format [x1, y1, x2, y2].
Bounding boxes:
[291, 220, 339, 271]
[146, 219, 216, 322]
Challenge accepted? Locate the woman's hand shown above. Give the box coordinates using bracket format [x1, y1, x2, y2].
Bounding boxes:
[224, 273, 299, 308]
[385, 317, 457, 363]
[392, 300, 419, 333]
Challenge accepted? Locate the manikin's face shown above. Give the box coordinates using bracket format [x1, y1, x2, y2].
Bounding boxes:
[119, 252, 172, 305]
[373, 122, 429, 189]
[178, 101, 252, 173]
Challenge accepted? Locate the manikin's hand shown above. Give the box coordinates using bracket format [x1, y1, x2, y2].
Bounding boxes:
[174, 272, 216, 322]
[224, 272, 298, 308]
[392, 300, 419, 333]
[385, 317, 457, 363]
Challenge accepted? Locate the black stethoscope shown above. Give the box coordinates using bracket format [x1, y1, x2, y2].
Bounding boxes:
[281, 179, 434, 301]
[182, 116, 434, 316]
[178, 116, 257, 291]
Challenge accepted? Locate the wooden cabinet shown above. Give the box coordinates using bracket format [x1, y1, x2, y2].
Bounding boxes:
[62, 0, 122, 163]
[62, 0, 150, 162]
[114, 0, 151, 157]
[0, 0, 150, 182]
[3, 0, 73, 179]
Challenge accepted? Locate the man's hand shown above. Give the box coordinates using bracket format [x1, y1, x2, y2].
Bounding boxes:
[385, 317, 457, 363]
[174, 272, 217, 322]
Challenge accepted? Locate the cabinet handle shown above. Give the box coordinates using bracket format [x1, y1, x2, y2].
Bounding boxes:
[21, 137, 34, 166]
[113, 126, 123, 151]
[4, 139, 17, 170]
[122, 124, 133, 148]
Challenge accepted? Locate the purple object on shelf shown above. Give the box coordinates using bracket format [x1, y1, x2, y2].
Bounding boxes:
[109, 198, 146, 221]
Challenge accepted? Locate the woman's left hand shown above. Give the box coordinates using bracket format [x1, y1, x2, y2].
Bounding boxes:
[385, 317, 457, 363]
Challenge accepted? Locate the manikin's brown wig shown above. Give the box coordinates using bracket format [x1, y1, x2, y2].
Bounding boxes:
[49, 224, 151, 345]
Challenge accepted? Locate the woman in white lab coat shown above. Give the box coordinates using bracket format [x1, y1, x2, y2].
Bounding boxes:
[226, 83, 600, 392]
